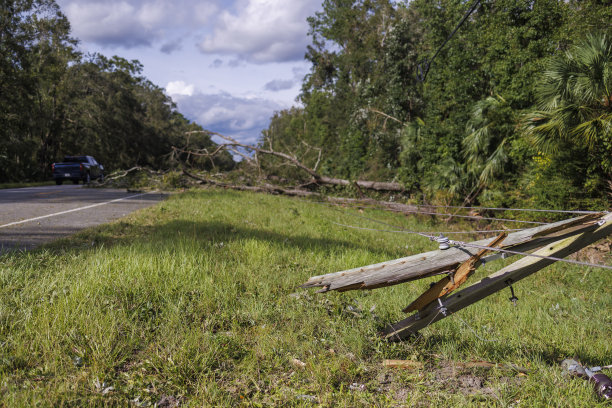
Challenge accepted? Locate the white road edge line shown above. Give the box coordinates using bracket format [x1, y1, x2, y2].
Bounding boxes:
[0, 192, 153, 229]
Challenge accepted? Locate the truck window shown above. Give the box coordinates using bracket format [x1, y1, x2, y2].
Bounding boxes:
[64, 156, 88, 163]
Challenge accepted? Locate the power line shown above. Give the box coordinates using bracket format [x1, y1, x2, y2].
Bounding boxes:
[411, 204, 605, 215]
[398, 209, 548, 225]
[304, 198, 550, 226]
[417, 0, 482, 82]
[298, 196, 605, 217]
[332, 222, 523, 236]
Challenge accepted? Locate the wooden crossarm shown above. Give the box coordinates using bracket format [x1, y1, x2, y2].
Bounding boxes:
[403, 232, 507, 313]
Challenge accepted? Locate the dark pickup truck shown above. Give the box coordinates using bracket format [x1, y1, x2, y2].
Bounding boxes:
[52, 156, 104, 185]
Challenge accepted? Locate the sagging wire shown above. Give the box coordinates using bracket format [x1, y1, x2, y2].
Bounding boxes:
[417, 0, 482, 82]
[332, 214, 438, 240]
[410, 204, 606, 215]
[399, 209, 548, 225]
[302, 197, 551, 225]
[301, 197, 610, 269]
[331, 222, 523, 236]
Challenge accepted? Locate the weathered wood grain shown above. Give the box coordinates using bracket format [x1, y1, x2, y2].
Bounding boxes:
[302, 212, 606, 293]
[402, 233, 507, 313]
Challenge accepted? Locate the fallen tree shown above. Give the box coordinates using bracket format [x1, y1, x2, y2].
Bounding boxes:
[173, 130, 405, 193]
[181, 169, 434, 215]
[182, 169, 319, 197]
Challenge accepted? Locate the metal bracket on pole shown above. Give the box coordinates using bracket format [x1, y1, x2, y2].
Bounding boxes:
[506, 280, 518, 306]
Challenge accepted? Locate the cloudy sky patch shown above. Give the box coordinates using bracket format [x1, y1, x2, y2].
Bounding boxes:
[172, 91, 284, 145]
[56, 0, 320, 144]
[198, 0, 320, 63]
[264, 79, 295, 92]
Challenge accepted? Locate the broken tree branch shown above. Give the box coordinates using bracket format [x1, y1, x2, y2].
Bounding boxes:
[178, 130, 405, 192]
[104, 166, 165, 181]
[182, 169, 320, 198]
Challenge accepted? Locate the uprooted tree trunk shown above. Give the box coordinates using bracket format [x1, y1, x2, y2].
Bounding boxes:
[173, 130, 405, 193]
[182, 169, 438, 216]
[183, 169, 320, 197]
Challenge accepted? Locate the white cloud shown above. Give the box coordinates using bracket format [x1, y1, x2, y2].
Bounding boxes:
[166, 81, 195, 96]
[57, 0, 219, 49]
[57, 0, 322, 61]
[198, 0, 321, 63]
[171, 91, 285, 145]
[55, 0, 318, 145]
[264, 79, 295, 92]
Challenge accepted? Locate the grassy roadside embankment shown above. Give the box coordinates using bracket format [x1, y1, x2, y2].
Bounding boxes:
[0, 189, 610, 406]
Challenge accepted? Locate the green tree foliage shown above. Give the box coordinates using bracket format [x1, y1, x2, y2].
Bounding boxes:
[0, 0, 232, 182]
[261, 0, 610, 207]
[522, 33, 612, 199]
[403, 0, 569, 201]
[298, 0, 409, 180]
[0, 0, 76, 180]
[462, 95, 517, 202]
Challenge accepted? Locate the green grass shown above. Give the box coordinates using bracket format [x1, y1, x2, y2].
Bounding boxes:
[0, 189, 610, 407]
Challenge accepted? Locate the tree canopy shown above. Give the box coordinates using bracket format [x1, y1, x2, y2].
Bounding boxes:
[260, 0, 611, 209]
[0, 0, 233, 182]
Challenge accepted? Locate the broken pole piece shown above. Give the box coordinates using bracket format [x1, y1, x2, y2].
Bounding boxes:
[384, 212, 612, 341]
[382, 360, 424, 370]
[403, 232, 507, 313]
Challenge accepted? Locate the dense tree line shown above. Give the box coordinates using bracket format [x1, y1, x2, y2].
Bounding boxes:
[0, 0, 233, 183]
[261, 0, 611, 209]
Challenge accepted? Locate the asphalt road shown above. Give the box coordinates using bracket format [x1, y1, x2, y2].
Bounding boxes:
[0, 185, 166, 253]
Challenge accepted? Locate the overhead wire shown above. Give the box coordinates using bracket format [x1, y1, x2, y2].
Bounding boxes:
[298, 196, 607, 217]
[332, 222, 523, 236]
[450, 240, 612, 271]
[410, 204, 605, 215]
[302, 197, 549, 225]
[397, 209, 548, 225]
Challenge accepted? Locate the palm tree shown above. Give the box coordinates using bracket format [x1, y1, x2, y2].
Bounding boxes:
[461, 95, 516, 203]
[522, 33, 612, 177]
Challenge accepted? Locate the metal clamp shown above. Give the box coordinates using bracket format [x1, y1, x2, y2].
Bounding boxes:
[437, 298, 448, 316]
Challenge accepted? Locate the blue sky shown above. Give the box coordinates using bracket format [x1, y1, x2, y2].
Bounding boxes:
[55, 0, 324, 145]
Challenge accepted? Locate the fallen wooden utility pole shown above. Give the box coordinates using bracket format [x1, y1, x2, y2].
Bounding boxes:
[302, 212, 606, 292]
[302, 211, 612, 341]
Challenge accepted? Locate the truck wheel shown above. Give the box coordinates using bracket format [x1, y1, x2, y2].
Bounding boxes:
[55, 179, 63, 185]
[85, 173, 91, 184]
[73, 179, 79, 184]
